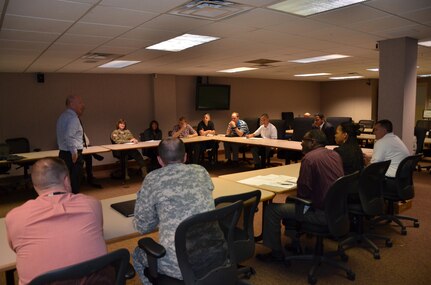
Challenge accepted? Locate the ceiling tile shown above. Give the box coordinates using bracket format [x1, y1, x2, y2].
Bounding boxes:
[6, 0, 93, 21]
[67, 22, 130, 37]
[3, 15, 73, 33]
[0, 29, 60, 42]
[140, 14, 212, 33]
[80, 5, 157, 27]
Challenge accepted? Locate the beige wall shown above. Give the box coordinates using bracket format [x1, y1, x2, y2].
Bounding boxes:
[320, 79, 374, 122]
[1, 72, 372, 166]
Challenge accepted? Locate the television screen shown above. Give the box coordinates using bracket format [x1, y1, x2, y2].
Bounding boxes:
[423, 109, 431, 119]
[196, 84, 230, 110]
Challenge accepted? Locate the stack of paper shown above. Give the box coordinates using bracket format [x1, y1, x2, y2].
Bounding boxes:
[238, 174, 297, 190]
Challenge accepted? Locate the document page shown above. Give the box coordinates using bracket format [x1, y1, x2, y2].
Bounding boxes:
[238, 174, 297, 190]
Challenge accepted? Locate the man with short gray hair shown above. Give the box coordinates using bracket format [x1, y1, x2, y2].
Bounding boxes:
[133, 138, 220, 284]
[6, 157, 106, 285]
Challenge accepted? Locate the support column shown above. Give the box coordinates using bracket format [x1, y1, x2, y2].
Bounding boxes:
[378, 37, 417, 153]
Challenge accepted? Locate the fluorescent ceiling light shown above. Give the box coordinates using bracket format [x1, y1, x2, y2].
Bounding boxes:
[146, 34, 219, 52]
[294, 73, 331, 77]
[289, 54, 350, 64]
[217, 67, 258, 73]
[418, 40, 431, 47]
[330, 75, 364, 80]
[268, 0, 366, 16]
[418, 74, 431, 78]
[98, 60, 140, 68]
[366, 68, 379, 72]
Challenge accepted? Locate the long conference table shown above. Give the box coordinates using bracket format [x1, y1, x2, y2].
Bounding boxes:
[0, 176, 276, 284]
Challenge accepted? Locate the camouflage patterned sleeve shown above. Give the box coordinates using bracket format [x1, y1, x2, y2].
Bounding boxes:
[133, 177, 159, 234]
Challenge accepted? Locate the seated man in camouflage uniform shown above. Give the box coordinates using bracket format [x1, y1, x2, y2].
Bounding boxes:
[132, 138, 219, 284]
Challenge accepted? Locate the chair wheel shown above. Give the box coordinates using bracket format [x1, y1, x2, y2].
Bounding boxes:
[414, 221, 419, 228]
[347, 270, 356, 281]
[401, 228, 407, 235]
[308, 275, 317, 285]
[385, 240, 393, 248]
[373, 252, 381, 260]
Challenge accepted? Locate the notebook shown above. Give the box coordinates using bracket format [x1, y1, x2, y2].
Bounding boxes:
[110, 199, 136, 217]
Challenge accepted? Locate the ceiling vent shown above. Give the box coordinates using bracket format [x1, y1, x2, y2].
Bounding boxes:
[81, 52, 117, 61]
[169, 0, 253, 20]
[245, 58, 281, 68]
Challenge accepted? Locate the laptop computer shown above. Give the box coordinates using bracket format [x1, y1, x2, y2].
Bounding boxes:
[110, 199, 136, 217]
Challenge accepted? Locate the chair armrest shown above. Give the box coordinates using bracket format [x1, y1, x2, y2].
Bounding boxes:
[286, 195, 312, 206]
[138, 237, 166, 259]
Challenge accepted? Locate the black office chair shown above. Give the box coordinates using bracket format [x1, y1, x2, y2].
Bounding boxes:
[414, 126, 431, 172]
[5, 137, 35, 177]
[358, 119, 374, 130]
[373, 154, 422, 235]
[284, 172, 359, 285]
[0, 143, 12, 175]
[326, 117, 352, 129]
[28, 249, 130, 285]
[137, 201, 251, 285]
[215, 190, 261, 279]
[339, 161, 392, 259]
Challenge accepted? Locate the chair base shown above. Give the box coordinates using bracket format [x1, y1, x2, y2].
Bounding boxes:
[284, 236, 355, 285]
[339, 232, 392, 259]
[285, 253, 355, 285]
[237, 264, 256, 279]
[373, 214, 419, 235]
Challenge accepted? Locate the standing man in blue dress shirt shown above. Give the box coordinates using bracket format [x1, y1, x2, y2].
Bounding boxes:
[56, 95, 85, 194]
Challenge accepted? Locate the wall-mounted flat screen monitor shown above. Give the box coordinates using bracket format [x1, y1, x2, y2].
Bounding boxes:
[196, 84, 230, 110]
[423, 109, 431, 119]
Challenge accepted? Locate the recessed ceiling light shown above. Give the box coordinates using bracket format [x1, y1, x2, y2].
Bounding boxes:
[98, 60, 140, 68]
[289, 54, 350, 64]
[330, 75, 364, 80]
[418, 74, 431, 78]
[268, 0, 367, 16]
[418, 40, 431, 47]
[294, 73, 331, 77]
[146, 34, 219, 52]
[366, 68, 379, 72]
[217, 67, 258, 73]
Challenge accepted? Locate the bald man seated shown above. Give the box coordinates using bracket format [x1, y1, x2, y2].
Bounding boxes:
[5, 157, 107, 285]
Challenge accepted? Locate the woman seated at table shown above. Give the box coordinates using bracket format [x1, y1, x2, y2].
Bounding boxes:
[111, 119, 147, 176]
[334, 122, 364, 175]
[140, 120, 162, 172]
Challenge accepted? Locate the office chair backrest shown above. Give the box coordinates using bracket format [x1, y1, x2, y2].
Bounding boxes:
[270, 119, 287, 139]
[326, 117, 352, 129]
[175, 201, 243, 285]
[414, 126, 427, 154]
[416, 119, 431, 130]
[394, 154, 422, 200]
[242, 118, 259, 134]
[359, 161, 391, 216]
[0, 143, 12, 174]
[5, 137, 30, 154]
[281, 112, 294, 129]
[28, 249, 130, 285]
[358, 119, 374, 129]
[325, 171, 360, 237]
[214, 190, 261, 263]
[292, 117, 314, 141]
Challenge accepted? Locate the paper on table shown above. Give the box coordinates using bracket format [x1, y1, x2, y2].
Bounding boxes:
[248, 137, 263, 140]
[238, 174, 297, 189]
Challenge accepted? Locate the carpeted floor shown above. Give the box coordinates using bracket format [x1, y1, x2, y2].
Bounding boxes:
[1, 157, 431, 285]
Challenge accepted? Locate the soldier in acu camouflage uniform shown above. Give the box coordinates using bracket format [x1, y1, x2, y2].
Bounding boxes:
[132, 138, 217, 284]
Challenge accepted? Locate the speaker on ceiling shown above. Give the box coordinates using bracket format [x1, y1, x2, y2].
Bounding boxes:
[36, 73, 45, 83]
